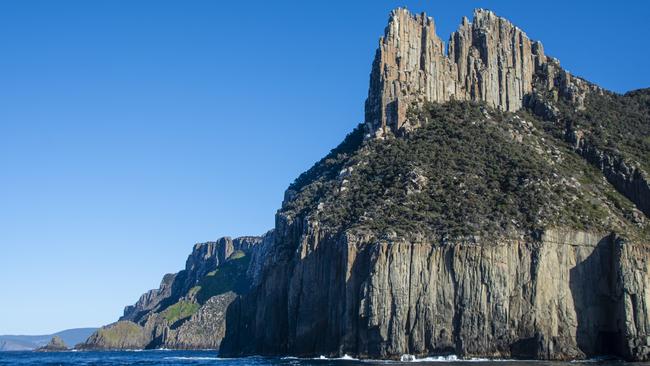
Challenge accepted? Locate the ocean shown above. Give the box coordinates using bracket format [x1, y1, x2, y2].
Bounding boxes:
[0, 351, 637, 366]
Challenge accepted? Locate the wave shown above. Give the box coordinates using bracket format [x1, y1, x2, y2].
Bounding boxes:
[164, 356, 223, 361]
[400, 355, 459, 362]
[281, 353, 514, 363]
[398, 354, 514, 362]
[336, 354, 358, 360]
[571, 356, 621, 363]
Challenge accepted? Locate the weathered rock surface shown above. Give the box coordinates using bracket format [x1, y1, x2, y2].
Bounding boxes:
[219, 9, 648, 361]
[35, 336, 68, 352]
[121, 235, 264, 324]
[221, 217, 650, 360]
[79, 232, 273, 350]
[365, 8, 598, 137]
[574, 140, 650, 218]
[162, 292, 237, 349]
[80, 7, 649, 361]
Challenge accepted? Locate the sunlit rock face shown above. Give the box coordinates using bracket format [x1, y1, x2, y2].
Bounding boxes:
[365, 8, 595, 137]
[219, 8, 649, 361]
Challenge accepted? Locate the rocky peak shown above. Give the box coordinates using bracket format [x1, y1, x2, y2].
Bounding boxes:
[365, 7, 595, 137]
[184, 236, 262, 283]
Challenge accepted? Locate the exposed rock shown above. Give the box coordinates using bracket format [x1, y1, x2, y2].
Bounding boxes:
[79, 232, 273, 350]
[221, 213, 649, 360]
[161, 292, 237, 349]
[533, 88, 650, 218]
[79, 7, 649, 362]
[218, 7, 649, 357]
[35, 336, 68, 352]
[121, 235, 266, 324]
[365, 8, 598, 137]
[575, 141, 650, 217]
[121, 273, 177, 322]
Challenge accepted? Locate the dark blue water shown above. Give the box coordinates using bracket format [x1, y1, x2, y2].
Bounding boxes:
[0, 351, 635, 366]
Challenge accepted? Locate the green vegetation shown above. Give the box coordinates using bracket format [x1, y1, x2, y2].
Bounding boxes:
[229, 250, 246, 260]
[282, 100, 647, 242]
[579, 89, 650, 173]
[288, 123, 365, 197]
[150, 252, 252, 329]
[161, 300, 199, 324]
[95, 321, 144, 346]
[536, 88, 650, 174]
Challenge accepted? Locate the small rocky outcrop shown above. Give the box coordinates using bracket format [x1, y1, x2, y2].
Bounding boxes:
[35, 336, 68, 352]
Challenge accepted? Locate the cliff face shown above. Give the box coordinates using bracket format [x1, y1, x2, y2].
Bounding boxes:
[220, 97, 650, 360]
[79, 232, 273, 350]
[365, 8, 597, 137]
[222, 228, 650, 360]
[217, 9, 649, 359]
[83, 7, 649, 360]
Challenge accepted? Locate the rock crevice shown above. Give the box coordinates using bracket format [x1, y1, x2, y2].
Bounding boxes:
[365, 8, 595, 137]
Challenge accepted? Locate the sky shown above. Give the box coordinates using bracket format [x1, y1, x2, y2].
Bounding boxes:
[1, 0, 648, 335]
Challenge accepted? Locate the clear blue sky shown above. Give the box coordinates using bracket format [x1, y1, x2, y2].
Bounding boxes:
[1, 0, 648, 335]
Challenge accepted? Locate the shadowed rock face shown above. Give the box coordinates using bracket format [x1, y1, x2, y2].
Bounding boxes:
[79, 232, 274, 350]
[365, 8, 597, 137]
[220, 222, 649, 360]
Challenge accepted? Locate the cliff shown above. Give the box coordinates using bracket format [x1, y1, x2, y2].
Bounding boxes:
[86, 7, 650, 360]
[365, 8, 598, 138]
[79, 233, 273, 350]
[218, 8, 649, 360]
[220, 99, 650, 360]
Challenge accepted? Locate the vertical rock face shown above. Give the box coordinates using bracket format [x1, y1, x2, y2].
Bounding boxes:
[364, 9, 458, 136]
[220, 218, 650, 360]
[218, 7, 649, 357]
[365, 8, 594, 137]
[121, 235, 265, 324]
[81, 232, 274, 350]
[449, 9, 540, 112]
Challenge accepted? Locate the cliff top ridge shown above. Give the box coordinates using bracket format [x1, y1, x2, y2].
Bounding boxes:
[365, 7, 595, 137]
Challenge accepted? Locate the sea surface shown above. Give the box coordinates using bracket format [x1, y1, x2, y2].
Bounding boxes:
[0, 351, 638, 366]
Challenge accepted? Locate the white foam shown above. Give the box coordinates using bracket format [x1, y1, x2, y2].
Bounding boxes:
[309, 354, 359, 361]
[164, 356, 222, 360]
[571, 356, 620, 363]
[410, 355, 459, 362]
[338, 354, 358, 360]
[396, 354, 502, 362]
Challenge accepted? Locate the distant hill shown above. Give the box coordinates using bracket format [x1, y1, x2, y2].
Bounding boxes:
[0, 328, 97, 351]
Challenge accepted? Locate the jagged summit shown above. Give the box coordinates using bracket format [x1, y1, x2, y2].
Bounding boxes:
[365, 7, 596, 137]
